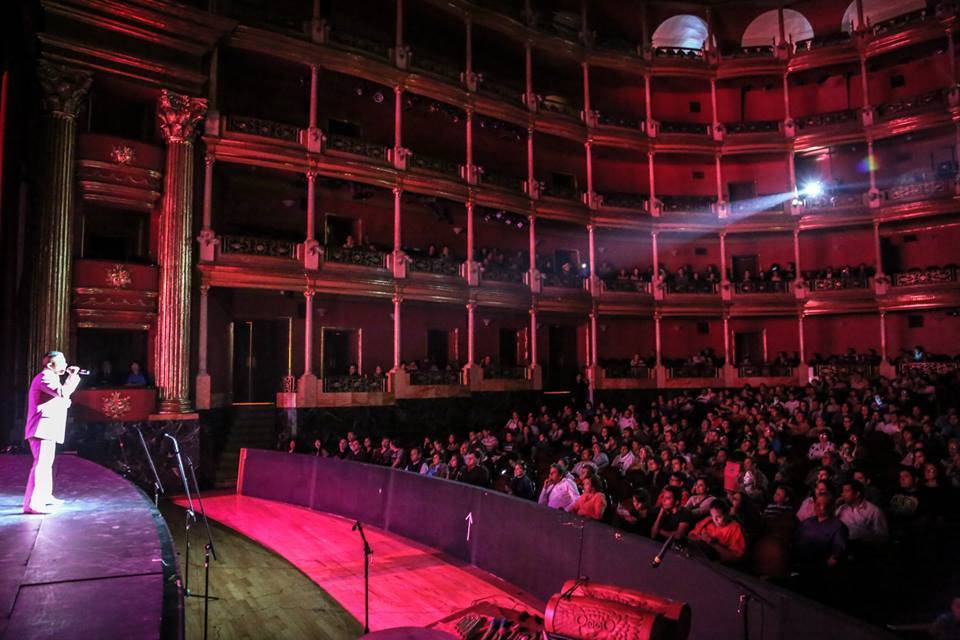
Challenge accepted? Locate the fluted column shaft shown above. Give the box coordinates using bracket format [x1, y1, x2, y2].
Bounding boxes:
[155, 90, 206, 414]
[28, 63, 91, 373]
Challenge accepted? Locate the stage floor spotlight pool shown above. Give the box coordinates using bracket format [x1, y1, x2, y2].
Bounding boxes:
[801, 181, 824, 198]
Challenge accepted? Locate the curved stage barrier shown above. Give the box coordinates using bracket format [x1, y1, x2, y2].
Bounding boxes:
[238, 449, 892, 640]
[0, 454, 181, 640]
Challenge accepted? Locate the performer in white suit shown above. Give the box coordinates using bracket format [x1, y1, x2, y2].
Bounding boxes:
[23, 351, 81, 514]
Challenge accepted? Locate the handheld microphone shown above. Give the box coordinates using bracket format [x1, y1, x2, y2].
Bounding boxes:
[651, 534, 675, 568]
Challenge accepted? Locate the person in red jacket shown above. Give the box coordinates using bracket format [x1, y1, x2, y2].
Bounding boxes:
[689, 499, 748, 564]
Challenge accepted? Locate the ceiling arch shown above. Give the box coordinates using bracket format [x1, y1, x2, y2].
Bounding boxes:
[741, 9, 814, 47]
[842, 0, 926, 32]
[652, 15, 709, 50]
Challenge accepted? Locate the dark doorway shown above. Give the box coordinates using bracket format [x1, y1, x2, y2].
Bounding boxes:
[232, 319, 286, 403]
[322, 328, 353, 377]
[325, 215, 355, 247]
[499, 328, 518, 367]
[427, 329, 450, 368]
[735, 331, 765, 365]
[732, 255, 759, 281]
[728, 180, 756, 202]
[880, 237, 901, 274]
[546, 324, 578, 390]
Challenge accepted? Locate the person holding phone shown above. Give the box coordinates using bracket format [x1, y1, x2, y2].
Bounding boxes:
[23, 351, 81, 514]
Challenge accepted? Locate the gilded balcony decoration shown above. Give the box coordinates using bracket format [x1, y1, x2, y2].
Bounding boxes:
[659, 195, 716, 214]
[659, 121, 710, 135]
[898, 361, 960, 375]
[219, 235, 297, 259]
[801, 191, 864, 211]
[106, 264, 133, 288]
[409, 256, 461, 276]
[410, 370, 462, 386]
[325, 133, 388, 161]
[891, 266, 958, 287]
[328, 30, 390, 58]
[665, 280, 718, 294]
[725, 120, 780, 135]
[408, 152, 461, 177]
[734, 280, 791, 294]
[812, 363, 878, 378]
[226, 115, 301, 143]
[110, 144, 136, 165]
[325, 245, 388, 268]
[101, 391, 133, 419]
[481, 365, 528, 380]
[543, 271, 585, 289]
[808, 276, 871, 291]
[886, 173, 955, 203]
[603, 364, 654, 379]
[323, 375, 388, 393]
[794, 109, 858, 131]
[876, 89, 944, 120]
[157, 91, 206, 143]
[738, 364, 795, 377]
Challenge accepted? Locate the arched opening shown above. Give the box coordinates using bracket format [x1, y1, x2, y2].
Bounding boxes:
[651, 15, 709, 50]
[841, 0, 926, 32]
[741, 9, 814, 47]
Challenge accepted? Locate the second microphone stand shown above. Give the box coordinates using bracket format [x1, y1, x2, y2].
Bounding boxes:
[352, 521, 373, 634]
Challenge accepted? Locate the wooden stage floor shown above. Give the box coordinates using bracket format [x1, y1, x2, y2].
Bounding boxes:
[173, 493, 541, 633]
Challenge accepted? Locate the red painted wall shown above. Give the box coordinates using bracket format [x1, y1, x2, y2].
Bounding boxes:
[590, 69, 647, 121]
[597, 317, 655, 360]
[729, 317, 800, 359]
[658, 234, 719, 271]
[716, 80, 785, 123]
[883, 224, 960, 269]
[722, 155, 790, 195]
[597, 232, 653, 271]
[401, 303, 468, 365]
[788, 72, 863, 118]
[315, 70, 394, 146]
[885, 311, 960, 357]
[655, 155, 716, 196]
[536, 134, 587, 186]
[799, 227, 874, 269]
[725, 233, 794, 272]
[650, 78, 713, 123]
[592, 153, 650, 194]
[804, 314, 881, 357]
[661, 318, 723, 358]
[475, 311, 530, 364]
[868, 54, 953, 107]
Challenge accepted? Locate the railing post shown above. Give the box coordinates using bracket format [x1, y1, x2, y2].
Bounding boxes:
[297, 289, 317, 406]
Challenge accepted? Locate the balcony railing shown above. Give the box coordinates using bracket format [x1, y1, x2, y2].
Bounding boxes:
[664, 280, 719, 294]
[891, 267, 958, 287]
[328, 30, 390, 58]
[410, 370, 462, 385]
[603, 279, 652, 294]
[722, 45, 775, 59]
[539, 96, 580, 119]
[322, 375, 387, 393]
[477, 75, 523, 105]
[795, 32, 852, 51]
[807, 276, 871, 291]
[540, 182, 580, 201]
[871, 8, 928, 35]
[325, 133, 388, 161]
[885, 174, 955, 203]
[724, 120, 780, 135]
[220, 235, 297, 259]
[411, 53, 462, 83]
[481, 265, 525, 284]
[734, 280, 791, 294]
[659, 195, 716, 214]
[738, 364, 795, 377]
[409, 256, 461, 277]
[897, 361, 960, 375]
[482, 365, 528, 380]
[801, 191, 865, 210]
[731, 199, 785, 215]
[597, 113, 643, 131]
[325, 245, 388, 269]
[794, 109, 858, 130]
[225, 115, 301, 143]
[659, 121, 709, 135]
[603, 364, 654, 379]
[543, 272, 585, 289]
[668, 364, 720, 379]
[599, 192, 648, 210]
[408, 152, 461, 177]
[876, 89, 944, 120]
[482, 171, 525, 192]
[812, 362, 878, 378]
[653, 46, 704, 60]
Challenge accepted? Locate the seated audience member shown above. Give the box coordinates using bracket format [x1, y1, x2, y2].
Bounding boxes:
[689, 500, 748, 564]
[651, 486, 694, 541]
[125, 361, 149, 386]
[566, 474, 607, 521]
[538, 464, 580, 510]
[684, 476, 717, 520]
[835, 479, 889, 544]
[793, 495, 849, 572]
[458, 453, 490, 487]
[616, 490, 653, 534]
[508, 463, 536, 500]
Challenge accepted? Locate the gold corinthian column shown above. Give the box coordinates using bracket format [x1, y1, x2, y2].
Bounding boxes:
[27, 62, 91, 373]
[155, 90, 207, 414]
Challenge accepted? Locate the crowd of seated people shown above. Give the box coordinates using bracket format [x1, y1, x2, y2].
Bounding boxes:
[733, 263, 797, 293]
[287, 359, 960, 622]
[801, 264, 876, 285]
[477, 247, 528, 281]
[664, 349, 725, 376]
[91, 360, 152, 388]
[658, 264, 721, 293]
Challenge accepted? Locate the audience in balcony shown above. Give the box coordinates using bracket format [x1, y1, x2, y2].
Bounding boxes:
[803, 264, 875, 284]
[658, 264, 721, 293]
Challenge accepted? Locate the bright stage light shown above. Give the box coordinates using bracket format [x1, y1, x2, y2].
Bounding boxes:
[801, 181, 824, 198]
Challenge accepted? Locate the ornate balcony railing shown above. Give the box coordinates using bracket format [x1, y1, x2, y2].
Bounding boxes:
[409, 152, 461, 177]
[481, 265, 525, 284]
[668, 364, 720, 379]
[795, 32, 852, 51]
[225, 115, 301, 143]
[482, 365, 528, 380]
[738, 364, 795, 377]
[891, 267, 958, 287]
[543, 271, 585, 289]
[410, 370, 462, 386]
[603, 364, 654, 379]
[324, 245, 388, 269]
[734, 279, 791, 294]
[807, 276, 871, 291]
[540, 182, 580, 201]
[659, 121, 709, 135]
[325, 133, 388, 161]
[599, 192, 648, 210]
[801, 191, 865, 210]
[411, 53, 462, 83]
[885, 176, 955, 203]
[653, 46, 704, 60]
[812, 362, 878, 378]
[722, 45, 775, 59]
[593, 35, 637, 55]
[731, 199, 785, 215]
[897, 361, 960, 375]
[659, 195, 716, 213]
[603, 279, 652, 294]
[725, 120, 780, 135]
[876, 89, 944, 120]
[664, 280, 719, 294]
[220, 235, 297, 259]
[409, 256, 461, 276]
[871, 8, 928, 35]
[482, 171, 525, 192]
[539, 96, 580, 119]
[328, 30, 390, 58]
[597, 113, 643, 131]
[477, 75, 523, 105]
[322, 375, 387, 393]
[794, 109, 858, 130]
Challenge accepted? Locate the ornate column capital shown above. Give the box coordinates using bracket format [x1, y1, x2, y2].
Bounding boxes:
[199, 283, 211, 296]
[204, 152, 216, 168]
[303, 288, 316, 300]
[37, 61, 92, 119]
[157, 90, 207, 144]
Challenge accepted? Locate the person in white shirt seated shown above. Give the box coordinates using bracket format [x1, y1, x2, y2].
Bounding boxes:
[617, 409, 637, 431]
[611, 443, 635, 475]
[835, 479, 889, 543]
[538, 463, 580, 510]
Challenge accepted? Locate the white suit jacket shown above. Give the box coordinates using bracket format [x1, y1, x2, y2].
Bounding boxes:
[25, 370, 80, 444]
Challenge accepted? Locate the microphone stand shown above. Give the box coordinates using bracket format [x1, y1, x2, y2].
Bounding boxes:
[186, 452, 218, 640]
[352, 521, 373, 633]
[164, 434, 197, 598]
[135, 427, 164, 507]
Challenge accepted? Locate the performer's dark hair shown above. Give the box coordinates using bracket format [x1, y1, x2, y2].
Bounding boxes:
[42, 351, 64, 368]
